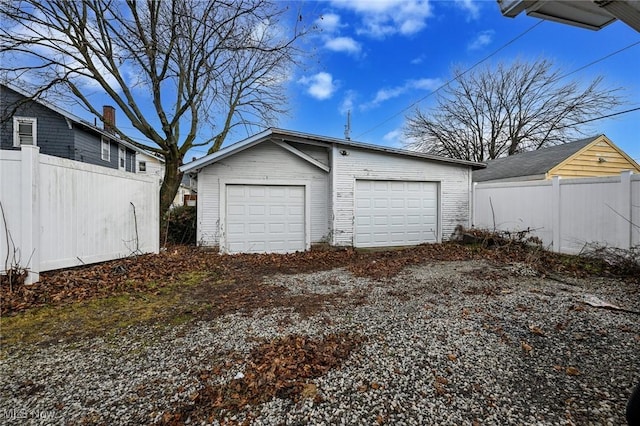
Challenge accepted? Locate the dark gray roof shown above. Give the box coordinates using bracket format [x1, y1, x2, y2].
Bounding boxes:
[472, 136, 602, 182]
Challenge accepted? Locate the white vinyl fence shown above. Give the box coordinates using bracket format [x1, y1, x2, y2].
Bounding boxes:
[473, 171, 640, 254]
[1, 145, 159, 283]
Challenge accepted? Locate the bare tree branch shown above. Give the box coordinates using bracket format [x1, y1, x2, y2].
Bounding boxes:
[0, 0, 310, 215]
[404, 59, 625, 162]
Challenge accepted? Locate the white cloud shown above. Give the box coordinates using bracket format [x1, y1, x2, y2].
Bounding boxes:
[325, 36, 362, 54]
[363, 77, 442, 109]
[298, 72, 336, 100]
[468, 30, 494, 50]
[316, 13, 342, 33]
[340, 90, 357, 114]
[383, 128, 404, 148]
[455, 0, 481, 20]
[330, 0, 432, 38]
[412, 78, 442, 91]
[411, 55, 425, 65]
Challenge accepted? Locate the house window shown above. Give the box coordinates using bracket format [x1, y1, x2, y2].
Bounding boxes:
[138, 161, 147, 172]
[118, 146, 126, 170]
[13, 117, 37, 147]
[101, 138, 111, 161]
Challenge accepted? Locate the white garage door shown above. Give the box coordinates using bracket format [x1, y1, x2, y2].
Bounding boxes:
[225, 184, 305, 254]
[355, 180, 438, 247]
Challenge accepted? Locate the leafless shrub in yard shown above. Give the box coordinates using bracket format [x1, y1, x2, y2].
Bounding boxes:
[579, 243, 640, 281]
[452, 226, 543, 250]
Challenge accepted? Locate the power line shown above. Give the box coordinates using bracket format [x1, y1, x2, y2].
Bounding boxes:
[565, 106, 640, 126]
[356, 27, 640, 141]
[450, 105, 640, 160]
[355, 19, 545, 139]
[558, 40, 640, 80]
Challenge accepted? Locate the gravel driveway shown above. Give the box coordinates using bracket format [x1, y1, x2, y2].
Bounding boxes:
[1, 260, 639, 425]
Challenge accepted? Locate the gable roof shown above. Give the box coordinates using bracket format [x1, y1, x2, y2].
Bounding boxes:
[472, 136, 603, 182]
[180, 128, 485, 173]
[1, 82, 157, 157]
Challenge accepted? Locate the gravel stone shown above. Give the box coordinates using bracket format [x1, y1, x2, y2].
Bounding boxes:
[1, 260, 638, 425]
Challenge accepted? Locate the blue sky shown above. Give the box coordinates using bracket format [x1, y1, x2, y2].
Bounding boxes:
[15, 0, 636, 163]
[266, 0, 640, 164]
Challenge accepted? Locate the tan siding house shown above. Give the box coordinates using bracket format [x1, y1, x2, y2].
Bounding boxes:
[549, 136, 639, 178]
[473, 135, 639, 183]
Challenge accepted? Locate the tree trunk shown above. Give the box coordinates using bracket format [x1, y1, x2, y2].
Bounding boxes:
[160, 156, 184, 218]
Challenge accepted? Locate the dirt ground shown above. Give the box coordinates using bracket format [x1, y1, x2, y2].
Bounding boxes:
[1, 241, 632, 317]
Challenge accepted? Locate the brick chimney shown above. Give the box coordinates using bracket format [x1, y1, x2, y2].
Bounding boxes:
[103, 105, 116, 133]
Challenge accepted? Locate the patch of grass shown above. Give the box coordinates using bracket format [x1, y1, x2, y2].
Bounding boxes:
[0, 271, 211, 347]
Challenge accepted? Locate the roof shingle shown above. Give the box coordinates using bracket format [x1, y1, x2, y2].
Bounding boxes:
[472, 136, 601, 182]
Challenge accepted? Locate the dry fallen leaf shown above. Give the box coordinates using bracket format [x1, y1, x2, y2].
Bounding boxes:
[447, 353, 457, 362]
[521, 341, 533, 352]
[434, 382, 446, 395]
[300, 383, 318, 399]
[565, 367, 580, 376]
[371, 382, 381, 390]
[435, 376, 449, 385]
[528, 325, 545, 336]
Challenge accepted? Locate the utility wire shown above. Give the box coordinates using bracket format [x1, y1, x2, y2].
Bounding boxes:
[355, 19, 545, 139]
[356, 27, 640, 140]
[558, 40, 640, 80]
[449, 105, 640, 162]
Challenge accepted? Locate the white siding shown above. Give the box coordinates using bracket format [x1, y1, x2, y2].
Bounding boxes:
[332, 147, 472, 246]
[197, 141, 329, 247]
[136, 151, 164, 179]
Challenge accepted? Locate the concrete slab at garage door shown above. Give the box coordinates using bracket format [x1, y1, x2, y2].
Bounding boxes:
[355, 180, 438, 247]
[226, 184, 305, 254]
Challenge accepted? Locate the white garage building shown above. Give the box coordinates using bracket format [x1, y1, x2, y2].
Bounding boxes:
[180, 129, 483, 254]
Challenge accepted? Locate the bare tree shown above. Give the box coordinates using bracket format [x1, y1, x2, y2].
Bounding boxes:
[404, 59, 624, 162]
[0, 0, 308, 215]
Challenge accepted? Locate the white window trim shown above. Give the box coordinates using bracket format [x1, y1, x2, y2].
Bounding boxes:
[101, 137, 111, 161]
[13, 117, 37, 147]
[138, 161, 147, 173]
[118, 146, 126, 171]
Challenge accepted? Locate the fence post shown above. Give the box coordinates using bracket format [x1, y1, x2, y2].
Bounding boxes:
[620, 170, 632, 250]
[551, 176, 561, 253]
[471, 182, 477, 228]
[20, 145, 40, 284]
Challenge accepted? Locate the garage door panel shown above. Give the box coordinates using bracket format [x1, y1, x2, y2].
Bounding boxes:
[355, 180, 438, 248]
[249, 223, 266, 233]
[225, 184, 306, 254]
[288, 206, 304, 215]
[270, 205, 286, 215]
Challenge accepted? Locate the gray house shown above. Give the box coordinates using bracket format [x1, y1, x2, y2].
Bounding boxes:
[1, 83, 139, 172]
[181, 128, 484, 254]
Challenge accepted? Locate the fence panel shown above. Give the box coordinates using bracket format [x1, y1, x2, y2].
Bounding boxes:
[1, 146, 159, 283]
[0, 150, 24, 272]
[473, 180, 554, 249]
[558, 177, 629, 253]
[473, 172, 638, 254]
